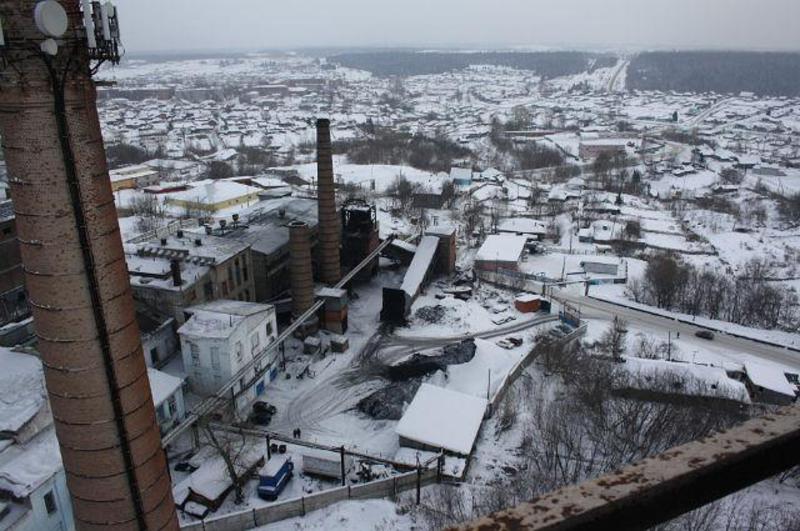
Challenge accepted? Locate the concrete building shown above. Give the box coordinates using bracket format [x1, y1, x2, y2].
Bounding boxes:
[109, 163, 160, 192]
[165, 181, 262, 213]
[0, 201, 27, 327]
[137, 307, 180, 368]
[148, 368, 186, 435]
[128, 232, 255, 324]
[178, 300, 279, 412]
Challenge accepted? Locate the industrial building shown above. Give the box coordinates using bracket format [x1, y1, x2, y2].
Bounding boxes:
[127, 232, 255, 323]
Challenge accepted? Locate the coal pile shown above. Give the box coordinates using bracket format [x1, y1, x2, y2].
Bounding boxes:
[356, 379, 422, 420]
[385, 339, 476, 381]
[415, 305, 447, 323]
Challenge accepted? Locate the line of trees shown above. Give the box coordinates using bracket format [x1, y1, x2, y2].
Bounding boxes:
[629, 254, 799, 331]
[340, 125, 471, 173]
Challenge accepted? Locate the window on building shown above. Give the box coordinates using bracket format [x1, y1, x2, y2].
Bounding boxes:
[255, 359, 262, 372]
[235, 341, 243, 363]
[150, 347, 159, 365]
[43, 491, 57, 514]
[228, 266, 234, 287]
[203, 282, 213, 298]
[251, 332, 260, 353]
[214, 374, 222, 388]
[243, 264, 249, 282]
[235, 263, 242, 286]
[239, 376, 246, 391]
[190, 343, 200, 365]
[222, 281, 229, 296]
[210, 347, 220, 369]
[266, 321, 273, 336]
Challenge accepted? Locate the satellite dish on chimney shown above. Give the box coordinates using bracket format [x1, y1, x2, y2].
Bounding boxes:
[34, 1, 69, 38]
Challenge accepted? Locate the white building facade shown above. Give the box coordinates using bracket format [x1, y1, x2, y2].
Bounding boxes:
[178, 300, 279, 412]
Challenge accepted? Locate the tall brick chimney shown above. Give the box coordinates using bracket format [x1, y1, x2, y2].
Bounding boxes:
[0, 2, 178, 529]
[288, 221, 314, 317]
[316, 118, 341, 285]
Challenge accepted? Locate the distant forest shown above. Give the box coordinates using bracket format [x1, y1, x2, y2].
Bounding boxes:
[627, 51, 800, 96]
[330, 51, 617, 78]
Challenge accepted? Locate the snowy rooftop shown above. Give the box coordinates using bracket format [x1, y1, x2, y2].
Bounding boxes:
[147, 368, 184, 407]
[475, 234, 528, 263]
[401, 236, 440, 297]
[0, 349, 61, 498]
[165, 181, 261, 206]
[179, 300, 274, 339]
[497, 218, 547, 235]
[0, 348, 45, 435]
[396, 383, 487, 455]
[744, 361, 797, 397]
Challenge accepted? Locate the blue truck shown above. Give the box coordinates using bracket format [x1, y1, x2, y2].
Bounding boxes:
[257, 457, 294, 501]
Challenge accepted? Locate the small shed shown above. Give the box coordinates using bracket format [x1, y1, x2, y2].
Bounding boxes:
[514, 294, 541, 313]
[743, 362, 797, 405]
[396, 384, 488, 456]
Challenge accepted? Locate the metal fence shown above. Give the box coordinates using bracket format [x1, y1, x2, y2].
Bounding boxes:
[180, 469, 439, 531]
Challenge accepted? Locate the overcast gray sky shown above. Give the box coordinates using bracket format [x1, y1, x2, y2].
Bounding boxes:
[114, 0, 800, 53]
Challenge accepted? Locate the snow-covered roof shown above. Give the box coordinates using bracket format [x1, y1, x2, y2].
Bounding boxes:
[0, 349, 45, 435]
[179, 300, 274, 340]
[147, 368, 183, 407]
[0, 427, 62, 498]
[0, 349, 62, 498]
[450, 167, 473, 182]
[396, 384, 487, 455]
[401, 236, 440, 298]
[497, 218, 546, 235]
[744, 361, 796, 397]
[475, 234, 527, 263]
[166, 181, 261, 206]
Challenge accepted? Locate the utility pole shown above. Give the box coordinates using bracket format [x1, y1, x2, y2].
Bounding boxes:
[0, 2, 178, 529]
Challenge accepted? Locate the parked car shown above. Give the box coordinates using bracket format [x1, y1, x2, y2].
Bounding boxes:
[492, 315, 516, 326]
[253, 401, 277, 415]
[695, 330, 715, 340]
[496, 339, 514, 350]
[507, 336, 524, 347]
[248, 410, 272, 426]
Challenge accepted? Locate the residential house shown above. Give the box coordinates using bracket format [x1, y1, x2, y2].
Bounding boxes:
[474, 234, 528, 272]
[148, 368, 186, 435]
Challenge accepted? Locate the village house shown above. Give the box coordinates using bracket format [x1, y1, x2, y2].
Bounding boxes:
[178, 300, 278, 412]
[496, 218, 547, 241]
[474, 234, 528, 272]
[109, 164, 160, 192]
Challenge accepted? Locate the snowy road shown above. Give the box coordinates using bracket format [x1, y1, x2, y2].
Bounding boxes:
[555, 291, 800, 371]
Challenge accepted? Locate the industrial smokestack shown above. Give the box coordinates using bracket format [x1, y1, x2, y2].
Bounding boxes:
[316, 118, 341, 285]
[289, 221, 315, 317]
[0, 2, 178, 530]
